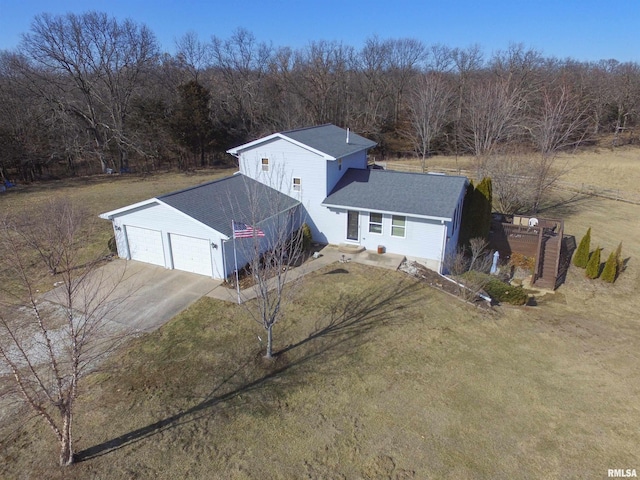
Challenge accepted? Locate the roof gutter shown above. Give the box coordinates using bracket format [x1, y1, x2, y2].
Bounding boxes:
[320, 202, 451, 223]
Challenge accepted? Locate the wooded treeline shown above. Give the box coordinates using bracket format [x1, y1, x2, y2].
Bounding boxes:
[1, 11, 639, 183]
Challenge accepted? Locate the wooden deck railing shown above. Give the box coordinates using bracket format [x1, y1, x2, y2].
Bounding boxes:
[490, 217, 565, 289]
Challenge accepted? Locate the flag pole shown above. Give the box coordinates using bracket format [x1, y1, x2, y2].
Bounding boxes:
[232, 220, 241, 304]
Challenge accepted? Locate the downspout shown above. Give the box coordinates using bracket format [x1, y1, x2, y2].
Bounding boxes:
[440, 220, 448, 274]
[221, 237, 228, 280]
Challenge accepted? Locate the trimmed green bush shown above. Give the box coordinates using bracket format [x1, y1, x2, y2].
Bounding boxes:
[484, 277, 528, 305]
[585, 246, 601, 279]
[601, 250, 617, 283]
[462, 271, 528, 305]
[573, 227, 591, 268]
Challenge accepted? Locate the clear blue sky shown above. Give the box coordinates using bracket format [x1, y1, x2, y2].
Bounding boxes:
[0, 0, 638, 62]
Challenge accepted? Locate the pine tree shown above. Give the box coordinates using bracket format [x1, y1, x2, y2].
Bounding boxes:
[573, 227, 591, 268]
[472, 177, 493, 240]
[458, 181, 475, 248]
[585, 246, 601, 279]
[601, 249, 617, 283]
[170, 81, 216, 167]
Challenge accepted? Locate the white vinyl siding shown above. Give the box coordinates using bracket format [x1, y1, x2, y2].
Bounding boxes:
[238, 138, 369, 244]
[109, 202, 226, 278]
[325, 209, 449, 272]
[391, 215, 406, 237]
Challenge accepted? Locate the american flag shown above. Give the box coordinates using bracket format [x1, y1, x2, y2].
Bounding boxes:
[232, 221, 265, 239]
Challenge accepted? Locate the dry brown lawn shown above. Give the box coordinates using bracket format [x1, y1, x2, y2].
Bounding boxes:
[390, 145, 640, 202]
[0, 155, 639, 478]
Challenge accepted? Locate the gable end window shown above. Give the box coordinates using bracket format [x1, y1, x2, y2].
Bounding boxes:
[338, 158, 342, 171]
[391, 215, 406, 237]
[293, 177, 301, 192]
[261, 158, 269, 171]
[368, 212, 383, 234]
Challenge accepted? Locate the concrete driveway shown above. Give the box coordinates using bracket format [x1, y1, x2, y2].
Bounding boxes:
[43, 259, 221, 332]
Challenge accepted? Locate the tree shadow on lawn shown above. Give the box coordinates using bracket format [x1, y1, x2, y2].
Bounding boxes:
[537, 191, 598, 220]
[75, 276, 423, 463]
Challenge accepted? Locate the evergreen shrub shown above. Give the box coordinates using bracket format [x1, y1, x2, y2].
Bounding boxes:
[601, 250, 617, 283]
[573, 227, 591, 268]
[585, 246, 601, 279]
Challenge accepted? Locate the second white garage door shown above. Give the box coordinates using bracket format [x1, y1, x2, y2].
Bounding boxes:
[169, 234, 213, 277]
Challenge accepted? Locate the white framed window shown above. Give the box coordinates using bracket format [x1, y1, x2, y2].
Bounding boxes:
[293, 177, 301, 192]
[261, 158, 269, 171]
[391, 215, 406, 237]
[368, 212, 383, 234]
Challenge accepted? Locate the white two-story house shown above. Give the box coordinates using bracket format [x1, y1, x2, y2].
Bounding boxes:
[101, 124, 468, 278]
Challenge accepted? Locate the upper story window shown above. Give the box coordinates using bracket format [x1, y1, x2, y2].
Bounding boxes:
[338, 158, 342, 171]
[293, 177, 301, 192]
[261, 158, 269, 171]
[391, 215, 406, 237]
[368, 212, 383, 234]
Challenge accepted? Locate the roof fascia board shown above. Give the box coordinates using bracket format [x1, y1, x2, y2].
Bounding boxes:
[229, 132, 373, 161]
[99, 198, 159, 219]
[226, 132, 282, 156]
[321, 203, 451, 222]
[100, 198, 227, 239]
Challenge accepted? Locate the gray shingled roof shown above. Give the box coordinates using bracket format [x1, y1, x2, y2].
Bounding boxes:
[279, 124, 376, 159]
[158, 174, 300, 237]
[323, 169, 468, 219]
[227, 124, 376, 159]
[281, 124, 376, 158]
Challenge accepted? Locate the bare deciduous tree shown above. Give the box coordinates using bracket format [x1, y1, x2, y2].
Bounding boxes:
[479, 149, 532, 214]
[0, 199, 130, 466]
[444, 237, 493, 302]
[461, 74, 525, 159]
[407, 71, 454, 170]
[175, 31, 212, 83]
[527, 82, 591, 212]
[230, 172, 305, 359]
[211, 28, 273, 137]
[20, 12, 159, 172]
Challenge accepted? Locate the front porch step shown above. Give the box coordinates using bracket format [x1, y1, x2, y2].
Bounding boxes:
[338, 243, 366, 254]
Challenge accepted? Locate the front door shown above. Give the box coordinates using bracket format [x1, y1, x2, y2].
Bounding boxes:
[347, 210, 359, 242]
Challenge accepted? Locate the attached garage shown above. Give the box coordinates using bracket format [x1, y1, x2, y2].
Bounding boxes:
[99, 174, 301, 280]
[169, 234, 213, 277]
[125, 226, 165, 266]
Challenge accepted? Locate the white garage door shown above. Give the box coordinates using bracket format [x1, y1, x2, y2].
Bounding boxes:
[169, 234, 213, 277]
[125, 226, 165, 266]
